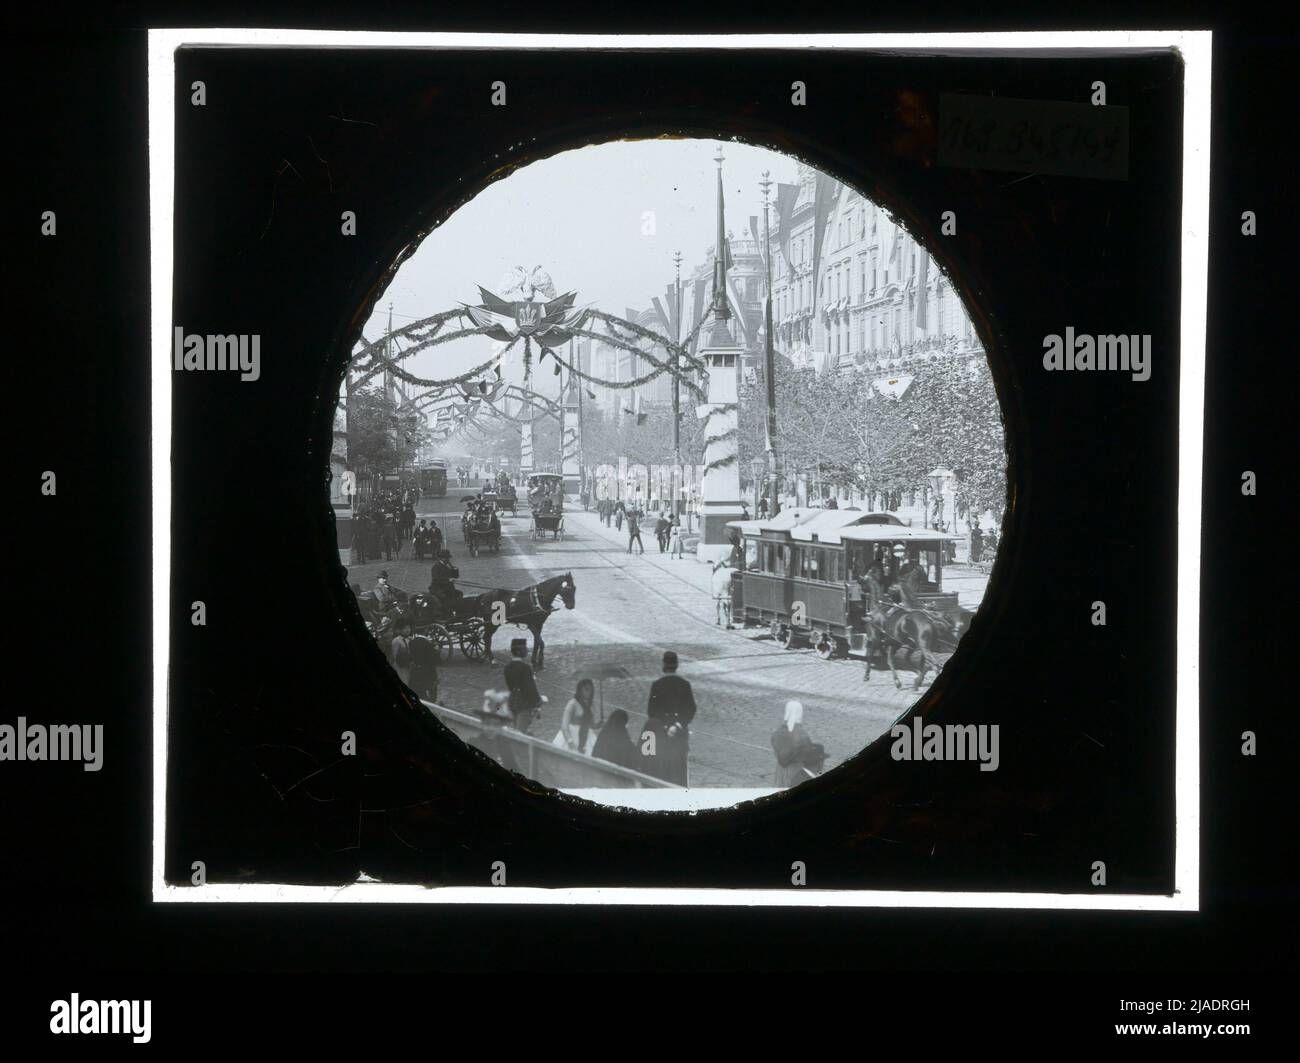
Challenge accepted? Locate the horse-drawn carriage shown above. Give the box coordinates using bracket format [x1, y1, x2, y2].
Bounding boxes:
[526, 473, 565, 541]
[530, 506, 564, 540]
[461, 501, 501, 557]
[495, 482, 518, 517]
[730, 509, 970, 689]
[354, 585, 488, 663]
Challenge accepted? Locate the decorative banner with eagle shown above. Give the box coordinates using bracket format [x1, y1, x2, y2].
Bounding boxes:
[460, 266, 588, 349]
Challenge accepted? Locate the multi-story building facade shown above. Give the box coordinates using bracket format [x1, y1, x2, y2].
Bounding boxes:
[770, 163, 983, 377]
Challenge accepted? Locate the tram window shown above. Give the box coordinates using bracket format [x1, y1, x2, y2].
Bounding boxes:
[919, 547, 939, 587]
[745, 540, 758, 570]
[768, 544, 788, 577]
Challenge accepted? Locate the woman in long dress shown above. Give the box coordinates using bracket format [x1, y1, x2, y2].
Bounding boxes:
[553, 678, 597, 755]
[771, 700, 825, 787]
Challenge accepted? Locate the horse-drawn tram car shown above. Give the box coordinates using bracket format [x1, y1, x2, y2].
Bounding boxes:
[728, 509, 969, 668]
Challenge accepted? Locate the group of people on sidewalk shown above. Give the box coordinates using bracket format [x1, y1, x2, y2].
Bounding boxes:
[480, 647, 696, 784]
[477, 642, 827, 788]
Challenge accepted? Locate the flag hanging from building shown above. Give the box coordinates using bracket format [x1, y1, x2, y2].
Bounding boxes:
[689, 277, 707, 354]
[809, 173, 840, 320]
[775, 182, 799, 275]
[727, 275, 752, 346]
[749, 215, 761, 248]
[915, 248, 930, 330]
[651, 295, 672, 337]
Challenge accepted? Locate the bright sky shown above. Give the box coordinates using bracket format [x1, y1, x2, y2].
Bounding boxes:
[362, 137, 804, 402]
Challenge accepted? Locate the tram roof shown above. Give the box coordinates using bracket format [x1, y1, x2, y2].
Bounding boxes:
[728, 508, 908, 545]
[839, 525, 964, 543]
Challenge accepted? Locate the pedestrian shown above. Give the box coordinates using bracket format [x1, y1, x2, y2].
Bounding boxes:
[614, 499, 625, 531]
[645, 650, 696, 786]
[408, 632, 439, 703]
[626, 511, 644, 554]
[381, 515, 398, 561]
[668, 516, 684, 558]
[711, 560, 734, 628]
[553, 678, 597, 755]
[655, 513, 670, 552]
[758, 496, 769, 520]
[770, 700, 827, 786]
[969, 521, 984, 564]
[429, 519, 443, 557]
[591, 708, 640, 771]
[388, 616, 413, 686]
[413, 519, 427, 561]
[503, 638, 545, 734]
[350, 511, 367, 565]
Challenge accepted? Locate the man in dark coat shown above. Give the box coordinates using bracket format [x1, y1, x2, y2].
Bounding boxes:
[644, 650, 696, 785]
[655, 514, 671, 552]
[428, 549, 462, 617]
[503, 638, 543, 734]
[381, 514, 399, 561]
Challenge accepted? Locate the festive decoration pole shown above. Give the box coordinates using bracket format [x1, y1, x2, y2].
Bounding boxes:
[561, 348, 581, 499]
[696, 146, 746, 564]
[673, 250, 684, 525]
[760, 169, 780, 517]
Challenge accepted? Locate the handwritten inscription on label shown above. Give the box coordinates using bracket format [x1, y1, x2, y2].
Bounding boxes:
[938, 94, 1129, 180]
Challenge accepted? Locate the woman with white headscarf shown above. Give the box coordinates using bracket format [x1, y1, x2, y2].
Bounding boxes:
[771, 700, 827, 787]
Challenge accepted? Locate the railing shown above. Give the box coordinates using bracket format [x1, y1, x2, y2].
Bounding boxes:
[421, 701, 679, 790]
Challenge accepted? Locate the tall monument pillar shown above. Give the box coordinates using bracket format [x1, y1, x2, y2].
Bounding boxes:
[696, 147, 747, 564]
[561, 378, 581, 499]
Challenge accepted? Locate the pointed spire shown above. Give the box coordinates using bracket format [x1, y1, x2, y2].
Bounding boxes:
[709, 146, 735, 346]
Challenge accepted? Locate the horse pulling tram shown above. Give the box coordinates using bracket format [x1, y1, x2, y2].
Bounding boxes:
[730, 509, 971, 688]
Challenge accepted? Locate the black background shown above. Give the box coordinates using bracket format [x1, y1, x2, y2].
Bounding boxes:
[3, 0, 1292, 1012]
[162, 45, 1180, 894]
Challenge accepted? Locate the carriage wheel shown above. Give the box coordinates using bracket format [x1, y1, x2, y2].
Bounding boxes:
[777, 625, 797, 649]
[459, 622, 486, 661]
[428, 625, 454, 663]
[815, 635, 834, 659]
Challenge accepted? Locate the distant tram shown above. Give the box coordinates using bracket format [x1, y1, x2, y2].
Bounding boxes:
[419, 461, 448, 498]
[729, 508, 967, 659]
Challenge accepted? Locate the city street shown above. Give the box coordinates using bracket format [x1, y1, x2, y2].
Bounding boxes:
[345, 486, 989, 790]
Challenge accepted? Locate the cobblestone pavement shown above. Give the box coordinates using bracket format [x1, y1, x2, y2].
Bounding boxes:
[343, 488, 987, 789]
